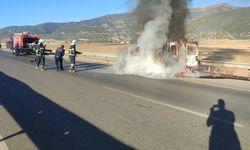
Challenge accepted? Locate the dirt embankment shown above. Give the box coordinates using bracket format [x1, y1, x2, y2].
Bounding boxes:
[198, 40, 250, 77]
[46, 43, 128, 55]
[46, 40, 250, 63]
[199, 40, 250, 63]
[2, 40, 250, 77]
[46, 40, 250, 77]
[45, 43, 129, 63]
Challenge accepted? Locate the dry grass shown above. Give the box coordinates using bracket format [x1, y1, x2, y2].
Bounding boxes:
[199, 40, 250, 50]
[45, 40, 250, 64]
[46, 43, 129, 55]
[198, 40, 250, 63]
[198, 40, 250, 77]
[45, 43, 128, 64]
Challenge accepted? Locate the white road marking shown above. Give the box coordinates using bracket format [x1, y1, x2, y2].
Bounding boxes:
[103, 86, 244, 128]
[179, 79, 250, 93]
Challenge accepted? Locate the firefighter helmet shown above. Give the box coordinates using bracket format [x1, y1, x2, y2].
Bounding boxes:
[39, 39, 44, 43]
[71, 40, 77, 45]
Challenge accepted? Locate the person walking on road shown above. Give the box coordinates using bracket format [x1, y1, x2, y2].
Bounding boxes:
[55, 44, 65, 71]
[34, 39, 46, 71]
[14, 43, 19, 56]
[68, 40, 77, 73]
[0, 43, 2, 52]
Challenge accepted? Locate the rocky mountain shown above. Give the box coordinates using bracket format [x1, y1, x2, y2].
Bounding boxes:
[0, 3, 249, 41]
[187, 7, 250, 39]
[0, 13, 134, 43]
[188, 3, 239, 20]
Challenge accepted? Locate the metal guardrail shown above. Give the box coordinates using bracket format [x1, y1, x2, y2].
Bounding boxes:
[200, 60, 250, 69]
[82, 52, 117, 58]
[76, 52, 250, 70]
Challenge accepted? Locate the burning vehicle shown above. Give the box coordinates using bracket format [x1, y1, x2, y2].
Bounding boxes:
[115, 0, 199, 78]
[186, 42, 199, 68]
[161, 39, 199, 69]
[167, 39, 200, 77]
[116, 0, 249, 80]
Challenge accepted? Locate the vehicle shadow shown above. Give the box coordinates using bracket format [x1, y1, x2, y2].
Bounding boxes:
[0, 71, 134, 150]
[207, 99, 241, 150]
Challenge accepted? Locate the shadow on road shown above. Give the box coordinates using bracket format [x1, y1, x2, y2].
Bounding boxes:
[45, 62, 110, 72]
[75, 63, 110, 72]
[207, 99, 241, 150]
[0, 51, 110, 72]
[0, 71, 134, 150]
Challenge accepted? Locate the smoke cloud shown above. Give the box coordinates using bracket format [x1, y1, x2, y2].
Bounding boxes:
[115, 0, 190, 78]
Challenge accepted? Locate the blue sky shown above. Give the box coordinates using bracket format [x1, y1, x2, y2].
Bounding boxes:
[189, 0, 250, 7]
[0, 0, 249, 29]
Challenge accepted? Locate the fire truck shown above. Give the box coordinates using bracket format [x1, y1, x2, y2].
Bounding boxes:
[12, 32, 40, 55]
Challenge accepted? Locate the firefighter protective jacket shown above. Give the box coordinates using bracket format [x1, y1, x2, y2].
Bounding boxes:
[68, 45, 76, 57]
[34, 43, 45, 56]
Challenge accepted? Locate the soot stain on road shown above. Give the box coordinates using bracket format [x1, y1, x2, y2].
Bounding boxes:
[0, 71, 134, 150]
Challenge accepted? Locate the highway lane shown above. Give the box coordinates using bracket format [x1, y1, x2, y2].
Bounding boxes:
[0, 51, 250, 150]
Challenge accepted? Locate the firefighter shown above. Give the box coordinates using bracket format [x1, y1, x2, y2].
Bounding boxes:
[14, 43, 19, 56]
[34, 39, 46, 71]
[68, 40, 77, 72]
[54, 44, 65, 71]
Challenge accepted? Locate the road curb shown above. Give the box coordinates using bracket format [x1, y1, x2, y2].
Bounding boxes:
[0, 134, 9, 150]
[0, 99, 9, 150]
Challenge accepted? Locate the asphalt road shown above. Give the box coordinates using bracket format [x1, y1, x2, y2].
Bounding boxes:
[0, 50, 250, 150]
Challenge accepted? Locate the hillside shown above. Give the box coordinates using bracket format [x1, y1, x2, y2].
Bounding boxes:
[188, 3, 239, 20]
[0, 3, 249, 41]
[187, 7, 250, 39]
[0, 13, 134, 43]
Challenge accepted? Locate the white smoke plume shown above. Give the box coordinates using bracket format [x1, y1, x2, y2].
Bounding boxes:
[115, 0, 190, 78]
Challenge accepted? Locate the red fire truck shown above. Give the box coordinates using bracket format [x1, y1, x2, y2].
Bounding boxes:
[12, 32, 40, 55]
